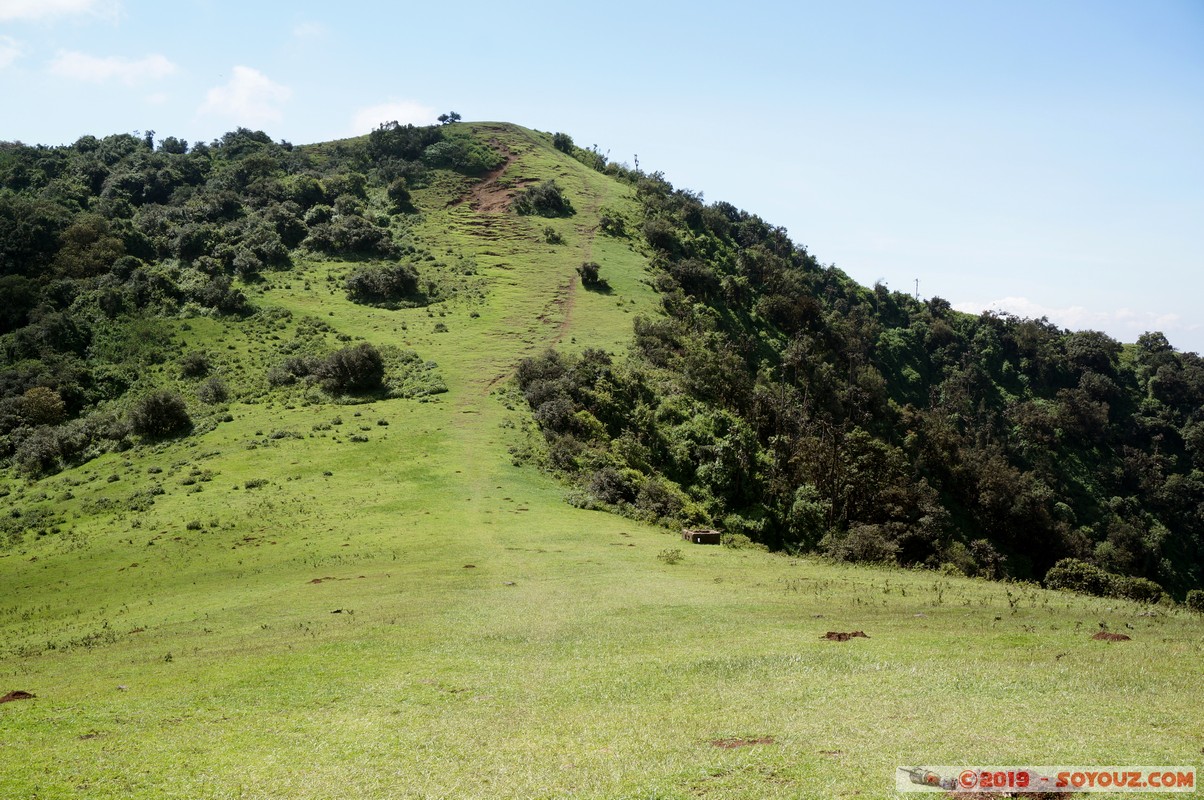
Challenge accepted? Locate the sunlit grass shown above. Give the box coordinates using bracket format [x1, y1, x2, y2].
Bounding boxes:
[1, 124, 1200, 799]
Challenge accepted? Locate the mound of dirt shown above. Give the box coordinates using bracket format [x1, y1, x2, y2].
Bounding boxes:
[822, 631, 869, 641]
[1, 690, 35, 703]
[711, 736, 774, 748]
[1091, 631, 1131, 641]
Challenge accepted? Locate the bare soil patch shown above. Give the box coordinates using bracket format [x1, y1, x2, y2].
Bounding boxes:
[1091, 631, 1131, 641]
[822, 631, 869, 641]
[711, 736, 775, 749]
[457, 142, 521, 214]
[1, 690, 35, 703]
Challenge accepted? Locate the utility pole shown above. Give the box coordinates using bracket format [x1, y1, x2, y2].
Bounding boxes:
[914, 278, 919, 301]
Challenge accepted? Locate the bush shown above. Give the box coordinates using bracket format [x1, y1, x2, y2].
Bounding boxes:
[634, 476, 685, 521]
[821, 524, 899, 564]
[304, 214, 396, 257]
[21, 387, 66, 426]
[178, 350, 211, 379]
[344, 263, 420, 306]
[657, 548, 683, 565]
[13, 426, 68, 476]
[1043, 557, 1162, 602]
[128, 391, 192, 439]
[599, 212, 626, 237]
[387, 178, 412, 212]
[421, 136, 504, 174]
[512, 181, 574, 217]
[587, 466, 640, 505]
[577, 261, 608, 289]
[1186, 589, 1204, 613]
[1044, 558, 1115, 596]
[197, 376, 229, 404]
[1112, 575, 1163, 604]
[317, 343, 384, 394]
[552, 132, 574, 154]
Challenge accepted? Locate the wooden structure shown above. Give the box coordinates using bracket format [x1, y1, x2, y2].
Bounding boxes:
[681, 528, 721, 545]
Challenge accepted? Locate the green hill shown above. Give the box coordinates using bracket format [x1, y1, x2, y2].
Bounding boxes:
[1, 121, 1202, 799]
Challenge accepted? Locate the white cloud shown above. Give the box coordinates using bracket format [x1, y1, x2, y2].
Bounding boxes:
[350, 101, 436, 135]
[49, 51, 176, 85]
[953, 295, 1199, 342]
[0, 35, 21, 69]
[0, 0, 115, 21]
[199, 66, 291, 126]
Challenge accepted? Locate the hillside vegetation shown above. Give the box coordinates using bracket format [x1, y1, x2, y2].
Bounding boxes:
[0, 121, 1201, 799]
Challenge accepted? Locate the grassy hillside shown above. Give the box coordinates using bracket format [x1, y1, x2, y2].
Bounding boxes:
[1, 123, 1202, 799]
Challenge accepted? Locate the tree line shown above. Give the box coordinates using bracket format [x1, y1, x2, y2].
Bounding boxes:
[519, 136, 1204, 599]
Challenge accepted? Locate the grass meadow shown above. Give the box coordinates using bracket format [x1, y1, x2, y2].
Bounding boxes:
[1, 124, 1200, 799]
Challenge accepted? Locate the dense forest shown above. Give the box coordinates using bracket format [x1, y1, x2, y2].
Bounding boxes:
[518, 134, 1204, 601]
[2, 121, 1201, 603]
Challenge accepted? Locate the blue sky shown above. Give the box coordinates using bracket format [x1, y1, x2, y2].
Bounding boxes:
[2, 0, 1202, 353]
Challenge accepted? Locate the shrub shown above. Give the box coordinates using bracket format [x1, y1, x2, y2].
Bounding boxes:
[642, 218, 680, 254]
[14, 426, 67, 476]
[634, 476, 685, 521]
[722, 532, 768, 551]
[304, 214, 396, 257]
[599, 213, 626, 237]
[577, 261, 608, 289]
[1112, 575, 1163, 604]
[317, 343, 384, 394]
[344, 263, 420, 306]
[552, 132, 574, 154]
[543, 226, 563, 245]
[178, 351, 211, 379]
[657, 548, 683, 565]
[512, 181, 574, 217]
[128, 391, 192, 439]
[587, 466, 640, 505]
[1186, 589, 1204, 613]
[387, 178, 412, 212]
[421, 136, 504, 174]
[197, 376, 229, 404]
[821, 524, 899, 564]
[1043, 558, 1116, 596]
[21, 387, 66, 426]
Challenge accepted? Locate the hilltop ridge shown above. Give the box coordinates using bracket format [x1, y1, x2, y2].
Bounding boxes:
[1, 119, 1202, 799]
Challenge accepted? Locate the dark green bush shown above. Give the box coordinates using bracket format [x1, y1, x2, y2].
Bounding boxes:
[821, 524, 900, 564]
[178, 350, 211, 379]
[1186, 589, 1204, 613]
[1043, 558, 1162, 602]
[303, 214, 396, 257]
[552, 132, 574, 154]
[1044, 558, 1115, 596]
[1112, 575, 1163, 604]
[387, 179, 412, 212]
[577, 261, 607, 289]
[588, 466, 640, 505]
[197, 376, 228, 404]
[128, 391, 192, 439]
[317, 343, 384, 394]
[421, 136, 504, 174]
[344, 263, 420, 306]
[512, 181, 574, 217]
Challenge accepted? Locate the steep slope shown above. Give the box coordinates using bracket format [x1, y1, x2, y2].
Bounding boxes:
[0, 123, 1201, 799]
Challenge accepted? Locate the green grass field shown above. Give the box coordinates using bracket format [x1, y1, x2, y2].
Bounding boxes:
[1, 124, 1201, 799]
